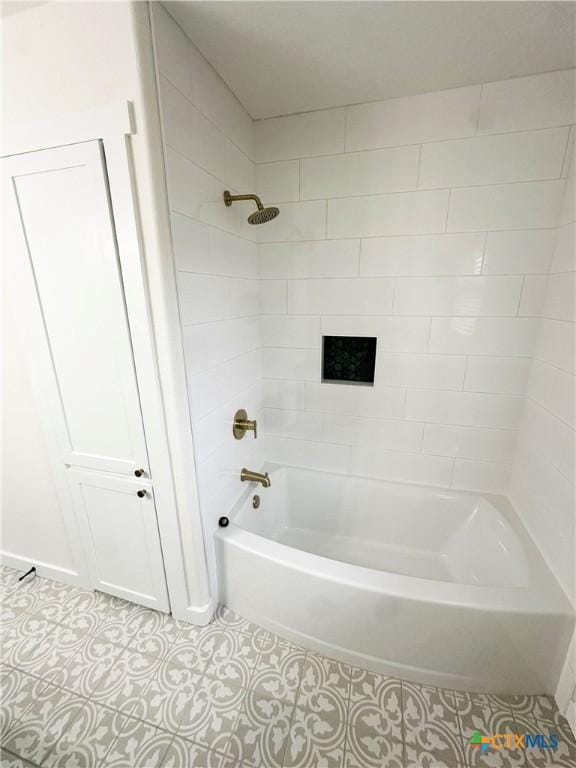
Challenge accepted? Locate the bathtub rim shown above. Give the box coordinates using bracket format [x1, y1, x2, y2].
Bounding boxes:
[219, 463, 573, 619]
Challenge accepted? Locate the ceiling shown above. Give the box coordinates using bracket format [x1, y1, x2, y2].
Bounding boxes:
[165, 1, 575, 119]
[1, 1, 47, 16]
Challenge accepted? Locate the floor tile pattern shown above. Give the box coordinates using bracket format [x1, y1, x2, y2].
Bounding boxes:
[0, 566, 574, 767]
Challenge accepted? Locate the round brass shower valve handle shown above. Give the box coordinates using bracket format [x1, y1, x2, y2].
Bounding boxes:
[233, 409, 258, 439]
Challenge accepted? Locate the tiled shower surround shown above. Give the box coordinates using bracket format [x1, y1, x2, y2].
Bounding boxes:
[256, 71, 576, 610]
[509, 141, 576, 603]
[1, 567, 576, 768]
[151, 4, 262, 569]
[257, 73, 574, 500]
[509, 132, 576, 720]
[150, 2, 575, 726]
[255, 68, 575, 645]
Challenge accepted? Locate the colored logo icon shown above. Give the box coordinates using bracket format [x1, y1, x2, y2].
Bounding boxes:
[468, 729, 560, 754]
[469, 730, 492, 752]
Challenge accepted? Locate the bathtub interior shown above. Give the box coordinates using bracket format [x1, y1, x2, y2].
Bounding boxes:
[232, 464, 531, 588]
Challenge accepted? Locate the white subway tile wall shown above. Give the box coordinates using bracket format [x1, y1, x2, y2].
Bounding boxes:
[153, 3, 574, 627]
[344, 85, 481, 150]
[151, 4, 262, 547]
[360, 233, 485, 276]
[254, 107, 345, 161]
[152, 12, 576, 724]
[256, 160, 300, 203]
[419, 128, 569, 189]
[255, 67, 574, 502]
[447, 180, 565, 232]
[327, 189, 449, 238]
[509, 135, 576, 611]
[477, 69, 575, 134]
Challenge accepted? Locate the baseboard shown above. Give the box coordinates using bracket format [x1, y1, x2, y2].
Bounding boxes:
[0, 550, 85, 588]
[172, 594, 217, 626]
[555, 629, 576, 736]
[1, 549, 217, 626]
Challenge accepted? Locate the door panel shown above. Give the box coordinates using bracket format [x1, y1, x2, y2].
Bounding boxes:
[3, 141, 169, 611]
[3, 142, 149, 477]
[68, 470, 169, 611]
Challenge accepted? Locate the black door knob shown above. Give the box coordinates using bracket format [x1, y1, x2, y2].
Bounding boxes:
[137, 489, 147, 498]
[134, 469, 145, 477]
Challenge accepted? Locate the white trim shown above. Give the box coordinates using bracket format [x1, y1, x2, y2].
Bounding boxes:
[555, 630, 576, 733]
[146, 2, 218, 603]
[1, 101, 133, 157]
[102, 132, 210, 620]
[179, 595, 219, 626]
[131, 1, 215, 620]
[0, 552, 85, 589]
[0, 551, 216, 623]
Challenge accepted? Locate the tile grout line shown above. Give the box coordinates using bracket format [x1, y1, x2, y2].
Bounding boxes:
[341, 662, 355, 767]
[280, 648, 311, 766]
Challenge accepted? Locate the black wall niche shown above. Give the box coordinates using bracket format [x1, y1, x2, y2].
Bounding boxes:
[322, 335, 377, 385]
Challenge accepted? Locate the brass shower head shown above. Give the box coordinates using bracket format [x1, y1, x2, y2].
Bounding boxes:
[223, 191, 280, 225]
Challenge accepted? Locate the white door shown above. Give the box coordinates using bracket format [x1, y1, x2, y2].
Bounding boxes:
[3, 142, 148, 477]
[3, 141, 169, 610]
[68, 470, 169, 610]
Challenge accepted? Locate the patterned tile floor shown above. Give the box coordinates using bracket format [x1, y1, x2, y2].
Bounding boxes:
[0, 565, 574, 768]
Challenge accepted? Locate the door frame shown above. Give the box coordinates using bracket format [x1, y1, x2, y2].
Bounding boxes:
[2, 102, 214, 623]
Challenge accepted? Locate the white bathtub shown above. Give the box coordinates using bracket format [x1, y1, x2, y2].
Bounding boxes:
[216, 464, 574, 694]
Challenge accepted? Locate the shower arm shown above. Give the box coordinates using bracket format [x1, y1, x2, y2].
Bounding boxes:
[223, 191, 264, 210]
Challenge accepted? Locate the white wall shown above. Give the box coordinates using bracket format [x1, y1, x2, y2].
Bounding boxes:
[150, 4, 263, 574]
[509, 137, 575, 604]
[509, 129, 575, 725]
[149, 7, 575, 623]
[1, 0, 213, 619]
[2, 1, 146, 578]
[2, 2, 145, 123]
[253, 70, 576, 719]
[255, 69, 574, 496]
[150, 7, 575, 715]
